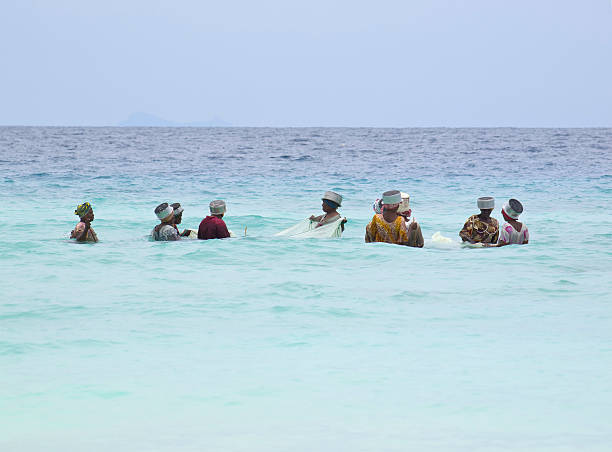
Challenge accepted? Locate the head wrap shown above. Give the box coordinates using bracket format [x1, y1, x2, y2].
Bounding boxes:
[477, 197, 495, 210]
[502, 199, 523, 220]
[372, 199, 383, 214]
[170, 203, 184, 217]
[210, 200, 226, 215]
[322, 191, 342, 207]
[323, 199, 339, 209]
[155, 203, 174, 220]
[75, 202, 92, 217]
[382, 190, 402, 205]
[398, 192, 410, 213]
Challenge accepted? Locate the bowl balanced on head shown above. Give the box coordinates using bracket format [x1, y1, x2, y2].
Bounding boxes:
[365, 190, 423, 247]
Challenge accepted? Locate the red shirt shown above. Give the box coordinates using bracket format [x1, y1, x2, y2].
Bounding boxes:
[198, 216, 230, 240]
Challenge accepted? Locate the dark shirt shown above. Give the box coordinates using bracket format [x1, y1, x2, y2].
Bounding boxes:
[198, 216, 230, 240]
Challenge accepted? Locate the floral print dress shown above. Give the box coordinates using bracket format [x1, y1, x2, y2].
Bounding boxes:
[459, 215, 499, 244]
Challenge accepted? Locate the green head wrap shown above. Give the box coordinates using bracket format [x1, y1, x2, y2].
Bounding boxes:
[75, 202, 92, 217]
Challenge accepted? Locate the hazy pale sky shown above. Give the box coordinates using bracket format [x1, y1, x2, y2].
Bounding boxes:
[1, 0, 611, 126]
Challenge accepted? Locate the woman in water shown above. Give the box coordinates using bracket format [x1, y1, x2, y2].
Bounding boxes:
[459, 196, 499, 244]
[151, 203, 180, 241]
[496, 199, 529, 246]
[170, 202, 192, 237]
[309, 191, 345, 229]
[365, 190, 422, 247]
[70, 202, 98, 242]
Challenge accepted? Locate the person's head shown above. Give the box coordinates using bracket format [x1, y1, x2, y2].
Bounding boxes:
[477, 196, 495, 217]
[502, 198, 523, 222]
[321, 191, 342, 213]
[75, 202, 94, 221]
[155, 202, 174, 224]
[398, 192, 411, 218]
[382, 190, 402, 213]
[171, 203, 184, 225]
[209, 200, 226, 218]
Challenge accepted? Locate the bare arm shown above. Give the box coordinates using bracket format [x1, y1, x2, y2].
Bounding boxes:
[459, 218, 473, 243]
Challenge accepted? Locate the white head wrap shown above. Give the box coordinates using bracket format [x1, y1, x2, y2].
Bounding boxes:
[502, 199, 523, 219]
[477, 197, 495, 209]
[155, 203, 174, 220]
[382, 190, 402, 205]
[209, 200, 226, 215]
[322, 191, 342, 207]
[398, 192, 410, 213]
[172, 204, 184, 217]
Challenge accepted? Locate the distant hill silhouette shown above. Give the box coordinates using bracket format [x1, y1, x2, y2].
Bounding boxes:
[118, 112, 231, 127]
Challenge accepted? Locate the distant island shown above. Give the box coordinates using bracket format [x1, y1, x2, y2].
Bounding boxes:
[118, 112, 231, 127]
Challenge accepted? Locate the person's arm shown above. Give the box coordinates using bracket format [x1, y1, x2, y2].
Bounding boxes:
[459, 218, 473, 243]
[523, 227, 529, 244]
[492, 221, 500, 244]
[410, 222, 424, 248]
[309, 214, 323, 222]
[365, 222, 373, 243]
[217, 221, 230, 239]
[74, 221, 91, 242]
[495, 224, 510, 247]
[340, 218, 347, 232]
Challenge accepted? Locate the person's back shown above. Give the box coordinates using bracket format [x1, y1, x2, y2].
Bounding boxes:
[498, 199, 529, 246]
[152, 223, 179, 241]
[198, 200, 230, 240]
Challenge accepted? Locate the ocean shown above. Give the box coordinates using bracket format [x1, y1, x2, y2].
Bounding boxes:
[1, 127, 611, 451]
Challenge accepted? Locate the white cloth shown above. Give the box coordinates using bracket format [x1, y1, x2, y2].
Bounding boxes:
[498, 222, 529, 245]
[276, 217, 345, 238]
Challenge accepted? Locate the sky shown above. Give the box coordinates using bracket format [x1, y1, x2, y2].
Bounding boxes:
[1, 0, 611, 127]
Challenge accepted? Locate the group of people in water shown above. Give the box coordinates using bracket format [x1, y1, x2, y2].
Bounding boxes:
[70, 190, 529, 247]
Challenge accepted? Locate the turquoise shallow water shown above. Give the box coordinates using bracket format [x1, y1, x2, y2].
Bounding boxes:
[1, 127, 612, 451]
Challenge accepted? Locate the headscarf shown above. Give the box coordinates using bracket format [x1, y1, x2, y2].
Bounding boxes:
[323, 199, 339, 209]
[75, 202, 92, 217]
[155, 203, 174, 221]
[171, 203, 184, 217]
[502, 199, 523, 220]
[210, 200, 226, 215]
[382, 190, 402, 205]
[477, 197, 495, 209]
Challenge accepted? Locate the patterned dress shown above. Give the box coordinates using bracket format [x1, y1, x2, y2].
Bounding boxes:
[365, 214, 409, 245]
[459, 215, 499, 244]
[151, 224, 180, 241]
